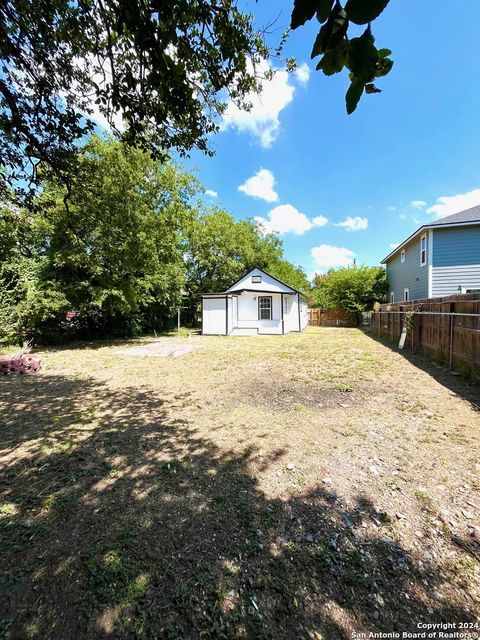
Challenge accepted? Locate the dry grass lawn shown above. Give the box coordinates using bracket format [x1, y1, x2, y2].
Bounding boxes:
[0, 327, 479, 639]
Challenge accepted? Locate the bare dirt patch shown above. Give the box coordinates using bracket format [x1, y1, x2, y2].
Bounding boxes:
[0, 328, 479, 639]
[117, 338, 205, 358]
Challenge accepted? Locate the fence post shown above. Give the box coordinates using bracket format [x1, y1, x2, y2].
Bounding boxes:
[448, 301, 455, 369]
[413, 310, 421, 352]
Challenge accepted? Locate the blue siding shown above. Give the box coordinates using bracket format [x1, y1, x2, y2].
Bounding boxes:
[433, 225, 480, 266]
[431, 225, 480, 296]
[386, 235, 429, 302]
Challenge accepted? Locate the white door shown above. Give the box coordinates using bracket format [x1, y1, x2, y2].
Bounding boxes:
[202, 298, 226, 335]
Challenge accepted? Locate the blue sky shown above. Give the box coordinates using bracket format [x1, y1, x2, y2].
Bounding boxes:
[182, 0, 480, 279]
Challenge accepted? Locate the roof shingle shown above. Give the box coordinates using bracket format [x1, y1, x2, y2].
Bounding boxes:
[429, 204, 480, 226]
[381, 203, 480, 263]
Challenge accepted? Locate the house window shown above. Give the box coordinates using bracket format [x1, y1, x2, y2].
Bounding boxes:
[252, 275, 262, 283]
[404, 288, 409, 302]
[420, 234, 427, 266]
[401, 249, 405, 263]
[258, 296, 272, 320]
[283, 297, 288, 315]
[390, 292, 395, 303]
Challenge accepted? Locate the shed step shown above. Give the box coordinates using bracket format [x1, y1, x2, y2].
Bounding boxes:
[230, 327, 258, 336]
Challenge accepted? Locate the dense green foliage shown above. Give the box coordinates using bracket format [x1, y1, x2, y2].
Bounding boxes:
[267, 260, 311, 294]
[310, 265, 387, 312]
[184, 209, 283, 299]
[290, 0, 393, 113]
[0, 136, 307, 344]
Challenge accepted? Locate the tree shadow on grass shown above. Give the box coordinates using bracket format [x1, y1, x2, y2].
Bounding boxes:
[33, 333, 175, 354]
[0, 374, 478, 639]
[365, 331, 480, 412]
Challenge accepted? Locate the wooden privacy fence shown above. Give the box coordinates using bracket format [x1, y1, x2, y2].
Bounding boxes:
[370, 293, 480, 380]
[308, 308, 357, 327]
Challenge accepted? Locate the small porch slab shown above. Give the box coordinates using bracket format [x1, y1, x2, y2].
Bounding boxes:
[117, 340, 204, 358]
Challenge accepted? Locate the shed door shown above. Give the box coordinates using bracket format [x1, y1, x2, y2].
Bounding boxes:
[203, 298, 226, 335]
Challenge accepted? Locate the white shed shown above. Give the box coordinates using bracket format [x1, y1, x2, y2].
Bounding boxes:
[200, 267, 309, 336]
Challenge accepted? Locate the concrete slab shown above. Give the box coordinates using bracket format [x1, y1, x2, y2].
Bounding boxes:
[116, 339, 205, 358]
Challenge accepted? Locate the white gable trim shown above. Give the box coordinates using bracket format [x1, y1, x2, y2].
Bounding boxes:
[226, 267, 297, 294]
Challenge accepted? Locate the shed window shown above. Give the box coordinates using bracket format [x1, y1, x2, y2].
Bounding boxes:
[390, 292, 395, 303]
[404, 288, 409, 302]
[252, 275, 262, 283]
[420, 234, 427, 266]
[401, 249, 405, 263]
[258, 296, 272, 320]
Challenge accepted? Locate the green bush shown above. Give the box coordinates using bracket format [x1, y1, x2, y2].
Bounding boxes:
[310, 265, 387, 312]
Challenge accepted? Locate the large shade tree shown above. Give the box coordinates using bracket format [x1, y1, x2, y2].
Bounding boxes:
[0, 0, 393, 203]
[0, 0, 266, 202]
[0, 136, 199, 341]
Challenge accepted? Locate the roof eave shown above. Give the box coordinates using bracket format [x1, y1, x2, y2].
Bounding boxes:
[382, 218, 480, 263]
[381, 225, 429, 263]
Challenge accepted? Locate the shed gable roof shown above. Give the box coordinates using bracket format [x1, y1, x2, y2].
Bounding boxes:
[226, 267, 298, 294]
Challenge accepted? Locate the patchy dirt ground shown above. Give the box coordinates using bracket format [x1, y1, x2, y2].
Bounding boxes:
[0, 327, 479, 640]
[117, 338, 205, 358]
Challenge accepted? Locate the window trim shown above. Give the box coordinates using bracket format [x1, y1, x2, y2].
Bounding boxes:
[420, 233, 427, 266]
[400, 249, 405, 263]
[403, 287, 409, 302]
[258, 296, 272, 321]
[252, 275, 262, 283]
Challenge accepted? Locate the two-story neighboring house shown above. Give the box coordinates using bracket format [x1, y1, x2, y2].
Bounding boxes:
[381, 205, 480, 302]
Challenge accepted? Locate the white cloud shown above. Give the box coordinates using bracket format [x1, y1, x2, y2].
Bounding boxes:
[255, 204, 326, 236]
[399, 214, 407, 220]
[426, 188, 480, 218]
[312, 215, 328, 227]
[222, 58, 307, 147]
[311, 244, 356, 269]
[88, 106, 124, 133]
[238, 169, 278, 202]
[335, 216, 368, 231]
[205, 189, 218, 198]
[67, 55, 126, 133]
[386, 206, 397, 212]
[294, 63, 310, 86]
[410, 200, 427, 209]
[389, 242, 400, 249]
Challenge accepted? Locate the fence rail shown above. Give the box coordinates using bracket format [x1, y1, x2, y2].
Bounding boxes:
[370, 294, 480, 380]
[308, 308, 357, 327]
